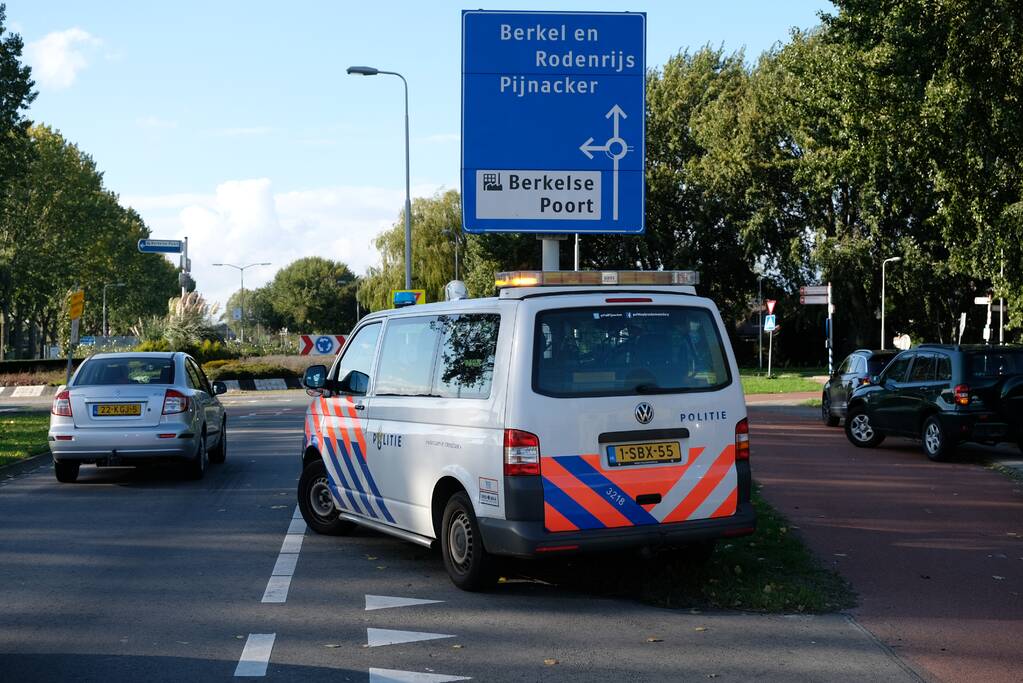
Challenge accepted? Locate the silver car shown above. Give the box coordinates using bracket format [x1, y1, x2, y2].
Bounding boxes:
[48, 352, 228, 483]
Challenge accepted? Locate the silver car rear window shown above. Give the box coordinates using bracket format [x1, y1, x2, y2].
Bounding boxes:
[74, 357, 176, 386]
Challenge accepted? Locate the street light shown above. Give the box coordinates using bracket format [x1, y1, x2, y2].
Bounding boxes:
[212, 262, 271, 344]
[102, 282, 126, 338]
[347, 64, 413, 290]
[881, 257, 902, 350]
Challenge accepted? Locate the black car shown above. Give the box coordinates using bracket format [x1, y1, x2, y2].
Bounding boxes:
[844, 344, 1023, 460]
[821, 349, 898, 426]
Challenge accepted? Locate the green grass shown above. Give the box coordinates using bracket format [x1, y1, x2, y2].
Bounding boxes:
[741, 373, 823, 394]
[511, 488, 856, 613]
[0, 413, 50, 466]
[802, 398, 823, 408]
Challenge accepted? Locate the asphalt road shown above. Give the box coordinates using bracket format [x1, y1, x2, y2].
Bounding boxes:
[750, 405, 1023, 683]
[0, 394, 917, 682]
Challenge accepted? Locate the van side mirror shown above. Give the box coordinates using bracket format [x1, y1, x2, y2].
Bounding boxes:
[338, 370, 369, 396]
[303, 365, 329, 390]
[211, 381, 228, 395]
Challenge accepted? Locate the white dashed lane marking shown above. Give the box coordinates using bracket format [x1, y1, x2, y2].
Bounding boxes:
[261, 505, 305, 604]
[234, 633, 276, 677]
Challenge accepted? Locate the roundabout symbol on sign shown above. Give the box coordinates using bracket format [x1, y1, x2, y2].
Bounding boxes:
[315, 336, 334, 354]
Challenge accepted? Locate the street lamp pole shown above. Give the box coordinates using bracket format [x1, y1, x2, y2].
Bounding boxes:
[102, 282, 125, 338]
[757, 276, 764, 369]
[347, 65, 412, 290]
[213, 262, 271, 344]
[881, 257, 902, 350]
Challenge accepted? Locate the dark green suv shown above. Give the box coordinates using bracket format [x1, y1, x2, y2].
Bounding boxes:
[844, 344, 1023, 460]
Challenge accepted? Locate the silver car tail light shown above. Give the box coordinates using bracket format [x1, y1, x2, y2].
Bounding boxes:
[162, 389, 189, 414]
[52, 390, 72, 417]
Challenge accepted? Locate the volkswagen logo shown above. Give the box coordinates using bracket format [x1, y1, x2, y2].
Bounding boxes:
[634, 402, 654, 424]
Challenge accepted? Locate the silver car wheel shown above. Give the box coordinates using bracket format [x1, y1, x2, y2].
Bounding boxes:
[924, 422, 942, 454]
[198, 434, 208, 473]
[447, 510, 473, 571]
[309, 475, 334, 518]
[850, 414, 874, 442]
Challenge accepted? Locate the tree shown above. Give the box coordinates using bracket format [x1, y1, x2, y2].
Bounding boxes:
[266, 257, 358, 333]
[0, 3, 36, 357]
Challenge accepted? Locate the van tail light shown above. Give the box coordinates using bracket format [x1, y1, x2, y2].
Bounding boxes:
[51, 390, 73, 417]
[735, 418, 750, 461]
[954, 384, 970, 406]
[504, 429, 540, 476]
[162, 389, 189, 414]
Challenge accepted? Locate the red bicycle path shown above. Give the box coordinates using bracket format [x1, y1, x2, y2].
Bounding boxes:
[748, 405, 1023, 682]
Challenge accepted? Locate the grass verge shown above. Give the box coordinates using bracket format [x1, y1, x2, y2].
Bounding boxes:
[801, 398, 823, 408]
[0, 413, 50, 466]
[741, 373, 823, 394]
[511, 487, 856, 613]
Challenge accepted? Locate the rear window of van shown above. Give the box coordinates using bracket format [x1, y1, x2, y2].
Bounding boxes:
[74, 357, 175, 386]
[533, 306, 731, 397]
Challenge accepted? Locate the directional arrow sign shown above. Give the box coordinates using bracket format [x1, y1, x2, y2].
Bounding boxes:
[462, 11, 646, 234]
[800, 295, 829, 305]
[137, 239, 183, 254]
[800, 285, 829, 296]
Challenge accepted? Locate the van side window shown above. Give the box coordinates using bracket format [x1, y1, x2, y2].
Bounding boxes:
[909, 354, 936, 383]
[935, 355, 952, 382]
[883, 354, 913, 383]
[375, 317, 442, 397]
[335, 323, 381, 391]
[432, 314, 500, 399]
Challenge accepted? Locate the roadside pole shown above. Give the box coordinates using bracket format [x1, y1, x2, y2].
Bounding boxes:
[767, 328, 774, 378]
[67, 287, 84, 385]
[827, 282, 834, 374]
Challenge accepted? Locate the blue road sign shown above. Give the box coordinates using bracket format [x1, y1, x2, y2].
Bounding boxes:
[79, 336, 96, 346]
[315, 335, 334, 354]
[462, 10, 646, 234]
[137, 239, 184, 254]
[764, 314, 777, 332]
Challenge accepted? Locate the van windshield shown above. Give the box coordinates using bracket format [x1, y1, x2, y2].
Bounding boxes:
[533, 306, 731, 397]
[967, 349, 1023, 380]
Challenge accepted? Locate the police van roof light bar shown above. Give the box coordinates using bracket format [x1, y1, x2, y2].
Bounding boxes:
[495, 270, 699, 288]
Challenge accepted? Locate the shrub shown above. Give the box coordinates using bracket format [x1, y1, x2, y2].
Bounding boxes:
[203, 361, 298, 381]
[135, 339, 172, 353]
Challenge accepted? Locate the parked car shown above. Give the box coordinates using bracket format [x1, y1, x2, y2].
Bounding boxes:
[48, 352, 228, 482]
[844, 344, 1023, 460]
[821, 349, 898, 426]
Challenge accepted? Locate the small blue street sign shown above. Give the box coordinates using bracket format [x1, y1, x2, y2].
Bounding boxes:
[79, 336, 96, 346]
[315, 335, 334, 354]
[462, 10, 646, 234]
[137, 239, 184, 254]
[764, 314, 777, 332]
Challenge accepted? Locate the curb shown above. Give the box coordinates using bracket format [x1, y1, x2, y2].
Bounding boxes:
[0, 378, 303, 401]
[0, 449, 52, 480]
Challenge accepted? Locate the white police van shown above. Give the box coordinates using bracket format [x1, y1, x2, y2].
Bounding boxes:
[298, 271, 754, 590]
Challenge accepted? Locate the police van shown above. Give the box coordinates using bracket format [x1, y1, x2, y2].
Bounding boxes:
[298, 271, 755, 590]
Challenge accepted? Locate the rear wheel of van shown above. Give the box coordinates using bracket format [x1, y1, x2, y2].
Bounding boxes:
[922, 416, 956, 462]
[441, 491, 498, 591]
[845, 408, 885, 448]
[298, 459, 355, 535]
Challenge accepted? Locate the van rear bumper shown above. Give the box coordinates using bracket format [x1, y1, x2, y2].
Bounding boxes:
[478, 502, 756, 558]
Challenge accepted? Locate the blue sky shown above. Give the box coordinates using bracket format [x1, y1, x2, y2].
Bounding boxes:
[7, 1, 832, 307]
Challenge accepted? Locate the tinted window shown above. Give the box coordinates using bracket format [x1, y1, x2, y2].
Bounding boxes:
[867, 353, 896, 375]
[853, 356, 867, 375]
[936, 355, 952, 382]
[883, 354, 913, 383]
[533, 306, 730, 397]
[335, 323, 381, 387]
[909, 354, 936, 382]
[74, 357, 175, 386]
[185, 362, 205, 391]
[967, 350, 1023, 380]
[375, 317, 441, 397]
[838, 356, 853, 375]
[432, 314, 500, 399]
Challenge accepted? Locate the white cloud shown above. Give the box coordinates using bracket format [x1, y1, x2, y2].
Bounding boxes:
[124, 179, 445, 312]
[25, 28, 101, 90]
[136, 115, 177, 130]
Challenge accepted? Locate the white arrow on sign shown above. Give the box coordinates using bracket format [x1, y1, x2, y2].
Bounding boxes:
[580, 104, 633, 220]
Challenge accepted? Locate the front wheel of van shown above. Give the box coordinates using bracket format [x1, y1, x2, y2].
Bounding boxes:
[298, 459, 355, 536]
[441, 491, 498, 592]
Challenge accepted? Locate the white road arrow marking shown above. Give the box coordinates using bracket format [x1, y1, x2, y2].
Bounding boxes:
[365, 595, 444, 611]
[369, 669, 470, 683]
[366, 628, 455, 647]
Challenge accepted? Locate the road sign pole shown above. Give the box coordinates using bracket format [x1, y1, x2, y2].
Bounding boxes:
[827, 282, 834, 374]
[767, 328, 774, 379]
[542, 238, 560, 271]
[66, 284, 78, 385]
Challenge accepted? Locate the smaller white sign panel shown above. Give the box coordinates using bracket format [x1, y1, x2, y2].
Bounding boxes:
[800, 285, 829, 296]
[974, 296, 991, 305]
[800, 295, 828, 305]
[475, 170, 600, 220]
